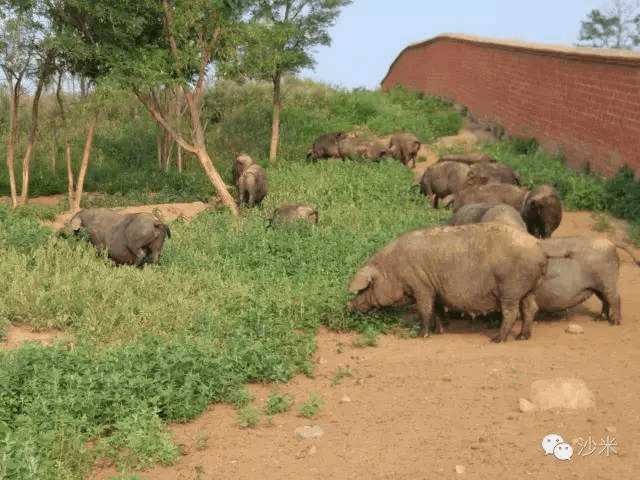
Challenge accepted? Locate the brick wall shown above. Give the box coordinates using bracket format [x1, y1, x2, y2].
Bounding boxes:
[382, 34, 640, 176]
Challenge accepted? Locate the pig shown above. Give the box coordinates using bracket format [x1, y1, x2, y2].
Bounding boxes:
[347, 223, 548, 342]
[388, 133, 421, 168]
[68, 208, 171, 266]
[238, 163, 268, 207]
[453, 184, 562, 238]
[438, 153, 496, 165]
[338, 137, 389, 161]
[233, 154, 255, 186]
[452, 183, 527, 212]
[448, 202, 527, 232]
[525, 237, 640, 336]
[419, 161, 470, 208]
[307, 132, 347, 160]
[269, 203, 318, 226]
[463, 162, 521, 188]
[521, 184, 562, 239]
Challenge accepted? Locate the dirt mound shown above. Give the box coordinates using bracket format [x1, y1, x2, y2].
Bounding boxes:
[46, 202, 210, 231]
[92, 210, 640, 480]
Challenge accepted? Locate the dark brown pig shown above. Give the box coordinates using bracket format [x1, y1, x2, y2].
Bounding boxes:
[464, 163, 521, 188]
[448, 202, 527, 232]
[347, 223, 547, 342]
[238, 163, 268, 207]
[68, 208, 171, 266]
[307, 132, 347, 160]
[521, 185, 562, 238]
[389, 133, 421, 167]
[419, 161, 470, 208]
[269, 203, 318, 226]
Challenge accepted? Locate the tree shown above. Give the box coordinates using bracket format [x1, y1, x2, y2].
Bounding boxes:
[0, 0, 53, 207]
[50, 0, 250, 216]
[230, 0, 351, 164]
[579, 0, 640, 49]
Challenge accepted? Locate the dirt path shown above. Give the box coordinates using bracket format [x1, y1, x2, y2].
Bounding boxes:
[46, 202, 210, 231]
[91, 211, 640, 480]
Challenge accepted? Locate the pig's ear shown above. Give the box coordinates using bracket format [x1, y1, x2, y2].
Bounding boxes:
[348, 266, 377, 293]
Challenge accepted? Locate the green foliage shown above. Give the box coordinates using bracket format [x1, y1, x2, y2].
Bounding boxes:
[263, 391, 294, 415]
[0, 204, 52, 253]
[579, 3, 640, 49]
[298, 394, 323, 418]
[236, 405, 261, 428]
[352, 326, 379, 348]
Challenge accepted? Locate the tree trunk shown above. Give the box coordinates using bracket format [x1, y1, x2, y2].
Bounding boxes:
[177, 145, 183, 173]
[19, 74, 46, 205]
[71, 114, 98, 213]
[137, 90, 239, 216]
[66, 141, 74, 206]
[269, 73, 282, 164]
[6, 80, 21, 208]
[156, 130, 163, 169]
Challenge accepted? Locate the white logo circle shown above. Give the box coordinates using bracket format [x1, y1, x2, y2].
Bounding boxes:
[541, 434, 564, 455]
[553, 442, 574, 461]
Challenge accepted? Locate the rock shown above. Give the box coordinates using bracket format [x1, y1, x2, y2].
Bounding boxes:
[519, 398, 537, 413]
[455, 465, 466, 474]
[566, 324, 584, 335]
[340, 395, 352, 403]
[318, 357, 328, 365]
[530, 378, 596, 411]
[308, 445, 317, 455]
[295, 425, 324, 440]
[606, 426, 617, 434]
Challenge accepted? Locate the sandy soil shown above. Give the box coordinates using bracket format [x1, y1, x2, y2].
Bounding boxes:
[91, 211, 640, 480]
[46, 202, 210, 231]
[0, 325, 61, 350]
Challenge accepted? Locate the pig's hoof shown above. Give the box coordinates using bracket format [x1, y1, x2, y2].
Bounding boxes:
[419, 328, 430, 338]
[515, 333, 530, 341]
[491, 335, 503, 344]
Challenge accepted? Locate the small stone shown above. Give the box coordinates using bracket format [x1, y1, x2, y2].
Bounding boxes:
[340, 395, 352, 403]
[295, 425, 324, 440]
[519, 398, 537, 413]
[470, 443, 481, 450]
[318, 357, 328, 365]
[565, 324, 584, 335]
[308, 445, 317, 455]
[478, 436, 487, 443]
[455, 465, 466, 474]
[606, 426, 617, 434]
[356, 378, 365, 386]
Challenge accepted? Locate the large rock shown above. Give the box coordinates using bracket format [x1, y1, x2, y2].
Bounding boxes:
[530, 378, 596, 411]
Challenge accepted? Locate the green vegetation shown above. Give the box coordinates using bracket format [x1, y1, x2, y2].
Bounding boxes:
[0, 83, 454, 478]
[298, 394, 323, 419]
[236, 405, 262, 429]
[3, 78, 640, 478]
[264, 391, 294, 415]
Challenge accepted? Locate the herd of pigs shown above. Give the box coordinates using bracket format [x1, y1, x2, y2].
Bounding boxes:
[65, 129, 639, 342]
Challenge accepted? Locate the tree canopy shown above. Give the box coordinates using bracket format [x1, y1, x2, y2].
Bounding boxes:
[579, 0, 640, 49]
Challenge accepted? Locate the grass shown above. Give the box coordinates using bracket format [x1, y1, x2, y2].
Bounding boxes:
[352, 326, 379, 348]
[2, 79, 640, 479]
[236, 406, 261, 429]
[264, 392, 294, 415]
[298, 394, 323, 419]
[0, 83, 452, 478]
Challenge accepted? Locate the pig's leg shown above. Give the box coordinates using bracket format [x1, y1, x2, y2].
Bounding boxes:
[432, 195, 439, 209]
[493, 298, 519, 343]
[594, 289, 621, 325]
[516, 293, 538, 341]
[415, 290, 436, 338]
[430, 302, 446, 334]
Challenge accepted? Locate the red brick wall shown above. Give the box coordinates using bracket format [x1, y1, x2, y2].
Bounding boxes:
[382, 35, 640, 176]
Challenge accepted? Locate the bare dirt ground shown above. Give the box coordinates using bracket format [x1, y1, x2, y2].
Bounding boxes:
[91, 211, 640, 480]
[0, 325, 61, 350]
